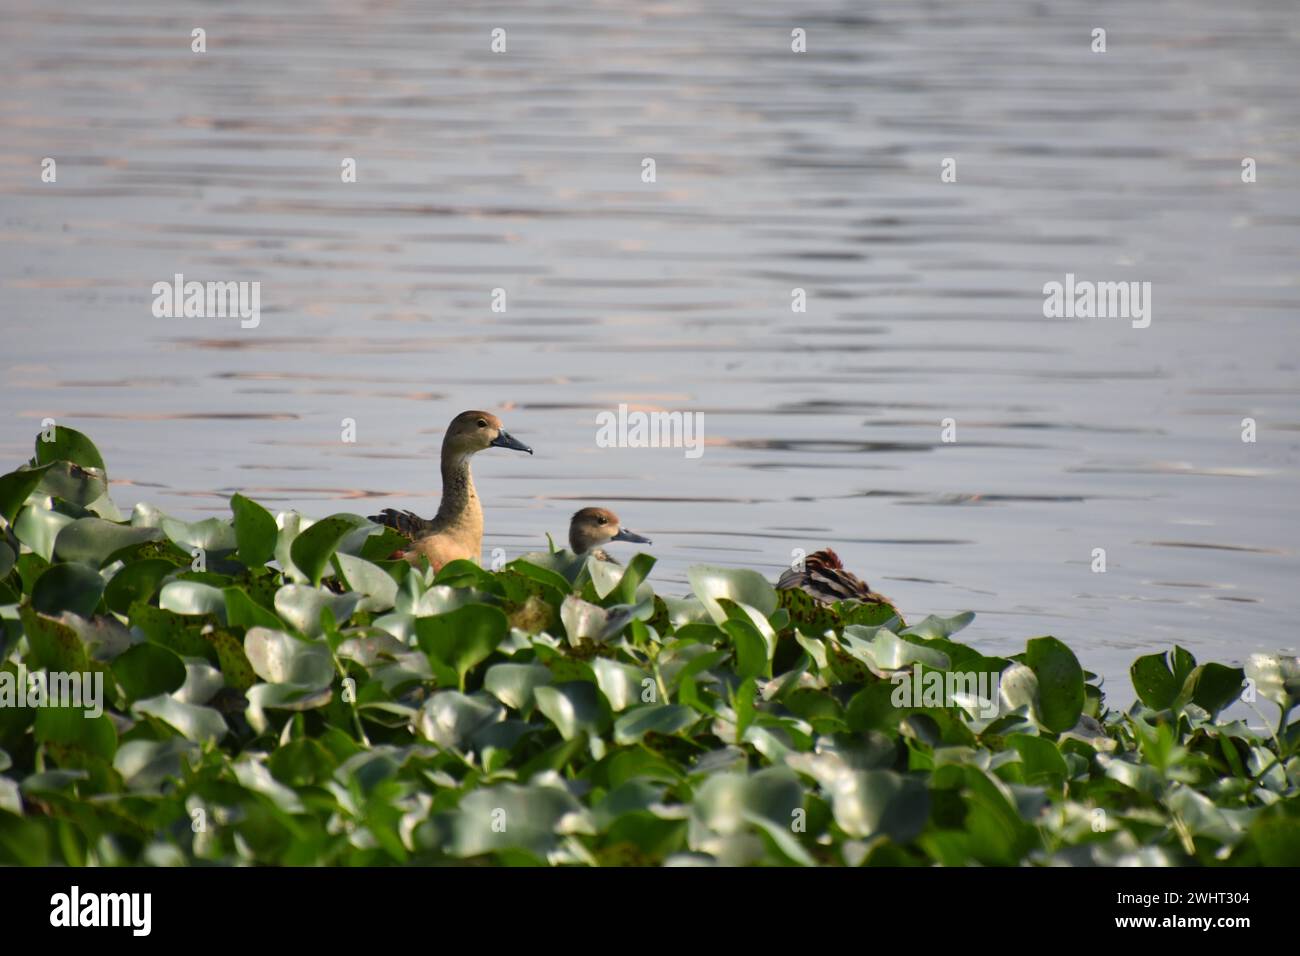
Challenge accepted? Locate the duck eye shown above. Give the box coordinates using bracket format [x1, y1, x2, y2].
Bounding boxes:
[477, 419, 488, 428]
[597, 517, 607, 525]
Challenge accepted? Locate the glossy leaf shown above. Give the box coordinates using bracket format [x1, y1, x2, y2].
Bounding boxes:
[416, 605, 508, 691]
[230, 493, 278, 567]
[31, 562, 104, 618]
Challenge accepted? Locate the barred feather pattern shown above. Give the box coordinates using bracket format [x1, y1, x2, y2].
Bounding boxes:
[776, 548, 889, 605]
[368, 508, 435, 541]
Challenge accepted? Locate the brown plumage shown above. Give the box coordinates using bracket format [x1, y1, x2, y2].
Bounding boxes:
[775, 548, 890, 605]
[569, 507, 651, 563]
[368, 410, 532, 570]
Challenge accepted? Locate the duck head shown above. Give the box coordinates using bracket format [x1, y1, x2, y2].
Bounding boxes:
[569, 507, 652, 554]
[443, 410, 533, 457]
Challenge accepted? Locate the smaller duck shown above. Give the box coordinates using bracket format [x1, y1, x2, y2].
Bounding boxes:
[776, 548, 890, 605]
[569, 507, 652, 563]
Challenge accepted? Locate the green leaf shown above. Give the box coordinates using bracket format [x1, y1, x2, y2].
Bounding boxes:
[0, 464, 54, 523]
[484, 662, 553, 713]
[54, 517, 161, 567]
[273, 584, 359, 638]
[534, 681, 608, 741]
[243, 627, 334, 690]
[359, 527, 409, 563]
[114, 738, 197, 792]
[161, 516, 237, 553]
[1245, 654, 1300, 722]
[613, 704, 698, 744]
[433, 559, 501, 591]
[613, 553, 657, 605]
[129, 603, 216, 662]
[206, 627, 257, 691]
[33, 425, 105, 471]
[1007, 734, 1069, 789]
[733, 677, 758, 742]
[1166, 784, 1248, 846]
[268, 738, 337, 788]
[223, 586, 284, 630]
[290, 513, 369, 586]
[111, 643, 187, 702]
[725, 618, 769, 681]
[230, 493, 278, 566]
[13, 506, 74, 562]
[133, 694, 228, 743]
[591, 657, 648, 712]
[36, 462, 108, 508]
[415, 691, 504, 751]
[1248, 807, 1300, 866]
[416, 604, 508, 691]
[844, 627, 951, 671]
[334, 552, 398, 612]
[506, 557, 575, 595]
[19, 607, 90, 672]
[1131, 647, 1197, 711]
[104, 559, 176, 615]
[959, 766, 1035, 865]
[34, 706, 117, 762]
[245, 683, 334, 731]
[559, 594, 610, 644]
[828, 769, 929, 842]
[159, 580, 227, 618]
[586, 558, 624, 600]
[687, 565, 778, 625]
[442, 782, 586, 859]
[692, 767, 804, 840]
[1186, 663, 1245, 718]
[1022, 636, 1084, 733]
[31, 563, 105, 618]
[899, 612, 975, 640]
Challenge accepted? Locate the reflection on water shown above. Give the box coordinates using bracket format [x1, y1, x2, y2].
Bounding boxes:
[2, 0, 1299, 695]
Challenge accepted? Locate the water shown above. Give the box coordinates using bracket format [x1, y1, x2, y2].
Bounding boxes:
[3, 0, 1299, 699]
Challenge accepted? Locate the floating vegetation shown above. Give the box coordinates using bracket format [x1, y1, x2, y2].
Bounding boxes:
[0, 428, 1296, 866]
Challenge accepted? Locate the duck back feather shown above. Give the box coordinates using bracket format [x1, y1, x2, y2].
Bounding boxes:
[776, 548, 889, 605]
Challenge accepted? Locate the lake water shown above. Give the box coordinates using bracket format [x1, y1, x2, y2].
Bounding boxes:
[3, 0, 1298, 699]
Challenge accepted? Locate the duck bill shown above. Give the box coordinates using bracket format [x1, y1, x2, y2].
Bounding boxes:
[490, 430, 533, 454]
[613, 528, 651, 545]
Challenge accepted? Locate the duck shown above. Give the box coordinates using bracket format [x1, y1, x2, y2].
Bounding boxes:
[368, 410, 532, 570]
[569, 507, 651, 563]
[775, 548, 890, 605]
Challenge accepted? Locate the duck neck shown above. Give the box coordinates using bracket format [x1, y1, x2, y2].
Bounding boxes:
[570, 528, 610, 555]
[435, 447, 482, 537]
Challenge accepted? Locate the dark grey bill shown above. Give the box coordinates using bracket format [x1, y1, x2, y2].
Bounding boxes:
[490, 430, 533, 454]
[613, 528, 652, 545]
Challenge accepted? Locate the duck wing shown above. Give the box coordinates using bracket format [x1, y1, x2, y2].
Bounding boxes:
[368, 508, 436, 541]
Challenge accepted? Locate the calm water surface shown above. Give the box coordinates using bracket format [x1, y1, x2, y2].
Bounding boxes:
[2, 1, 1299, 698]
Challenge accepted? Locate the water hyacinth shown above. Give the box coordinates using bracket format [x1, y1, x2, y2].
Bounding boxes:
[0, 428, 1297, 867]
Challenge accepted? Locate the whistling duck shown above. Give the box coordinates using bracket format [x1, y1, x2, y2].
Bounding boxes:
[776, 549, 890, 604]
[369, 410, 532, 570]
[569, 507, 651, 563]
